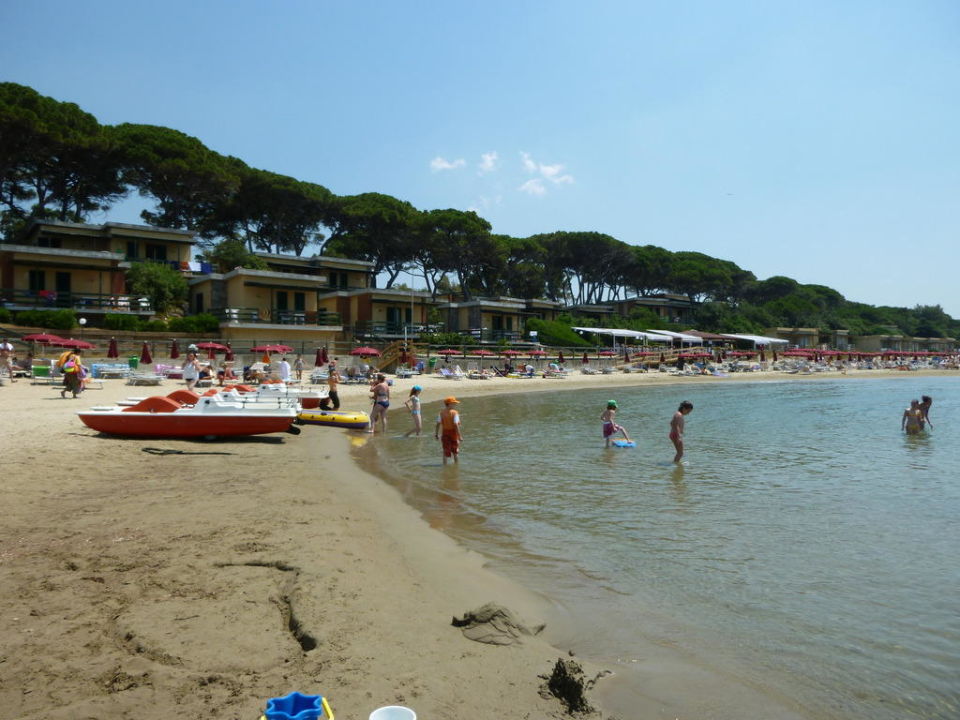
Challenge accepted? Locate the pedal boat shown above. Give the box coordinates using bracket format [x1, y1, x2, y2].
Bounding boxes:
[78, 392, 299, 438]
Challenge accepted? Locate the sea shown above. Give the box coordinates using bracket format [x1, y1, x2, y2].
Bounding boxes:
[354, 375, 960, 719]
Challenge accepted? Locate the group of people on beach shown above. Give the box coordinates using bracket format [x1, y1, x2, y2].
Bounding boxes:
[902, 395, 934, 434]
[369, 382, 463, 465]
[601, 399, 694, 462]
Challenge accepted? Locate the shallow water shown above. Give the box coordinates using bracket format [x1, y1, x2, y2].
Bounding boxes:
[356, 376, 960, 719]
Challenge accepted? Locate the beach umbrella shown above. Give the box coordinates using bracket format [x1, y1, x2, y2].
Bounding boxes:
[772, 349, 778, 362]
[623, 346, 630, 363]
[23, 332, 64, 345]
[529, 349, 547, 356]
[582, 352, 589, 364]
[107, 337, 119, 359]
[169, 339, 180, 359]
[759, 348, 766, 362]
[224, 343, 234, 362]
[140, 341, 153, 365]
[350, 346, 381, 357]
[321, 346, 329, 364]
[558, 350, 565, 364]
[474, 349, 495, 357]
[659, 352, 666, 364]
[501, 349, 521, 356]
[314, 348, 324, 367]
[598, 350, 618, 356]
[57, 338, 96, 349]
[437, 348, 460, 355]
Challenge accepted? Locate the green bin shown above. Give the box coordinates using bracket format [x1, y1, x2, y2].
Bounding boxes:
[428, 357, 438, 373]
[128, 356, 139, 370]
[32, 365, 50, 378]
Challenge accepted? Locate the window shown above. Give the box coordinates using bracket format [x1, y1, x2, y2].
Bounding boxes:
[126, 240, 138, 259]
[55, 272, 71, 294]
[294, 292, 305, 312]
[276, 291, 289, 311]
[145, 244, 167, 261]
[28, 270, 45, 292]
[194, 293, 204, 313]
[37, 236, 62, 248]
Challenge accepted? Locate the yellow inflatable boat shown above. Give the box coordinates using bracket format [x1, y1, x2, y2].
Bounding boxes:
[297, 409, 370, 430]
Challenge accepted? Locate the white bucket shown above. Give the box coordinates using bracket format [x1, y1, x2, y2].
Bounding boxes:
[369, 706, 417, 720]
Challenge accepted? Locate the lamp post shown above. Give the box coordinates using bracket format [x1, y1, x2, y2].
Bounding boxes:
[79, 317, 87, 340]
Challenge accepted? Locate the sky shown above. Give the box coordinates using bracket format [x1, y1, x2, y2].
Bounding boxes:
[2, 1, 959, 316]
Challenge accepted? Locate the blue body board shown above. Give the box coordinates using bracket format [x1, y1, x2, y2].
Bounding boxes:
[611, 440, 636, 448]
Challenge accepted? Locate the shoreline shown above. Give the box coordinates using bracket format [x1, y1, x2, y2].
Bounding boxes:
[0, 366, 952, 719]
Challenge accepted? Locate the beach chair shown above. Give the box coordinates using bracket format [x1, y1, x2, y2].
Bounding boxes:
[439, 367, 463, 380]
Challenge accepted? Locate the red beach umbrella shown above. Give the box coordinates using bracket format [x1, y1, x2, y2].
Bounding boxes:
[501, 349, 521, 356]
[321, 346, 329, 364]
[23, 332, 64, 344]
[582, 352, 589, 364]
[169, 339, 180, 359]
[252, 344, 294, 354]
[598, 350, 618, 356]
[57, 338, 95, 349]
[529, 349, 547, 356]
[107, 337, 119, 359]
[315, 348, 324, 367]
[558, 350, 565, 363]
[437, 348, 460, 355]
[140, 341, 153, 365]
[350, 346, 381, 357]
[474, 349, 495, 356]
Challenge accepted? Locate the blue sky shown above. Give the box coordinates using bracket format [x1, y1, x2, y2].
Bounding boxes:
[3, 1, 959, 316]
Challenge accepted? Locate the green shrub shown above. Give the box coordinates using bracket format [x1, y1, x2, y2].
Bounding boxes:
[15, 309, 76, 330]
[168, 313, 219, 334]
[0, 308, 11, 323]
[104, 314, 141, 331]
[139, 319, 169, 332]
[525, 318, 590, 347]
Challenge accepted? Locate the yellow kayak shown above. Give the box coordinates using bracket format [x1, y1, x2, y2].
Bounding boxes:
[297, 409, 370, 429]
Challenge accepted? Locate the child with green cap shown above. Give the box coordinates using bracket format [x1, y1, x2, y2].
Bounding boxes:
[600, 399, 632, 447]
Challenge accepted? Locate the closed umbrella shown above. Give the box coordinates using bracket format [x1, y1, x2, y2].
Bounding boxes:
[140, 341, 153, 365]
[558, 350, 565, 364]
[107, 337, 119, 359]
[170, 339, 180, 359]
[315, 348, 324, 367]
[224, 343, 234, 362]
[582, 352, 588, 364]
[320, 346, 329, 364]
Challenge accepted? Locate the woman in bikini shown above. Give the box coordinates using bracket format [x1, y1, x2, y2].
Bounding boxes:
[368, 373, 390, 434]
[902, 399, 923, 435]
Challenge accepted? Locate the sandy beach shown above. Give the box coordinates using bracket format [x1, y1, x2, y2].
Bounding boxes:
[0, 364, 952, 720]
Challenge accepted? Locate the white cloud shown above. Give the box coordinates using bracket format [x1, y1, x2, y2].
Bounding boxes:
[518, 178, 547, 196]
[520, 151, 538, 173]
[518, 152, 575, 194]
[430, 156, 466, 172]
[478, 151, 498, 174]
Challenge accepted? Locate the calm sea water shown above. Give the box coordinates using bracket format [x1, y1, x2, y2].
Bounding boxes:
[354, 376, 960, 719]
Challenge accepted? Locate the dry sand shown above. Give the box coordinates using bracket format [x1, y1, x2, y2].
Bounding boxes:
[0, 364, 951, 720]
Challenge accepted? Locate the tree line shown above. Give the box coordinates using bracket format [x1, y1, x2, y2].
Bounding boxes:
[2, 82, 957, 339]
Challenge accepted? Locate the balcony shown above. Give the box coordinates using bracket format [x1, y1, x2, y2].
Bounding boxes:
[1, 288, 153, 314]
[211, 307, 342, 326]
[353, 321, 445, 338]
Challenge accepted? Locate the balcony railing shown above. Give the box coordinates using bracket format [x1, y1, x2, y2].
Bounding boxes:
[0, 288, 153, 314]
[353, 321, 445, 337]
[211, 307, 342, 326]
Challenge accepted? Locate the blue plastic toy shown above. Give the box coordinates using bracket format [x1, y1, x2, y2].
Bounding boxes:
[262, 691, 334, 720]
[611, 439, 636, 448]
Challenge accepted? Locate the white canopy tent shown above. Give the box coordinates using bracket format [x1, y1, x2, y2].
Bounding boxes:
[572, 327, 676, 343]
[721, 333, 789, 348]
[644, 329, 703, 345]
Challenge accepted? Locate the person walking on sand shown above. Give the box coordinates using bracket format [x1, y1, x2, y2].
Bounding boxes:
[902, 399, 923, 435]
[0, 338, 15, 383]
[919, 395, 933, 430]
[278, 356, 291, 383]
[60, 349, 86, 398]
[670, 401, 694, 463]
[368, 373, 390, 434]
[404, 385, 423, 437]
[601, 400, 631, 448]
[326, 362, 341, 409]
[435, 396, 463, 464]
[294, 354, 304, 382]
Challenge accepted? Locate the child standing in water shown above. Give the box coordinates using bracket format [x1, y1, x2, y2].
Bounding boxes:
[600, 400, 631, 448]
[670, 401, 694, 463]
[404, 385, 423, 437]
[435, 396, 463, 464]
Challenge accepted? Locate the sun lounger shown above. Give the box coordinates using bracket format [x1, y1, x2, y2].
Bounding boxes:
[127, 373, 163, 386]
